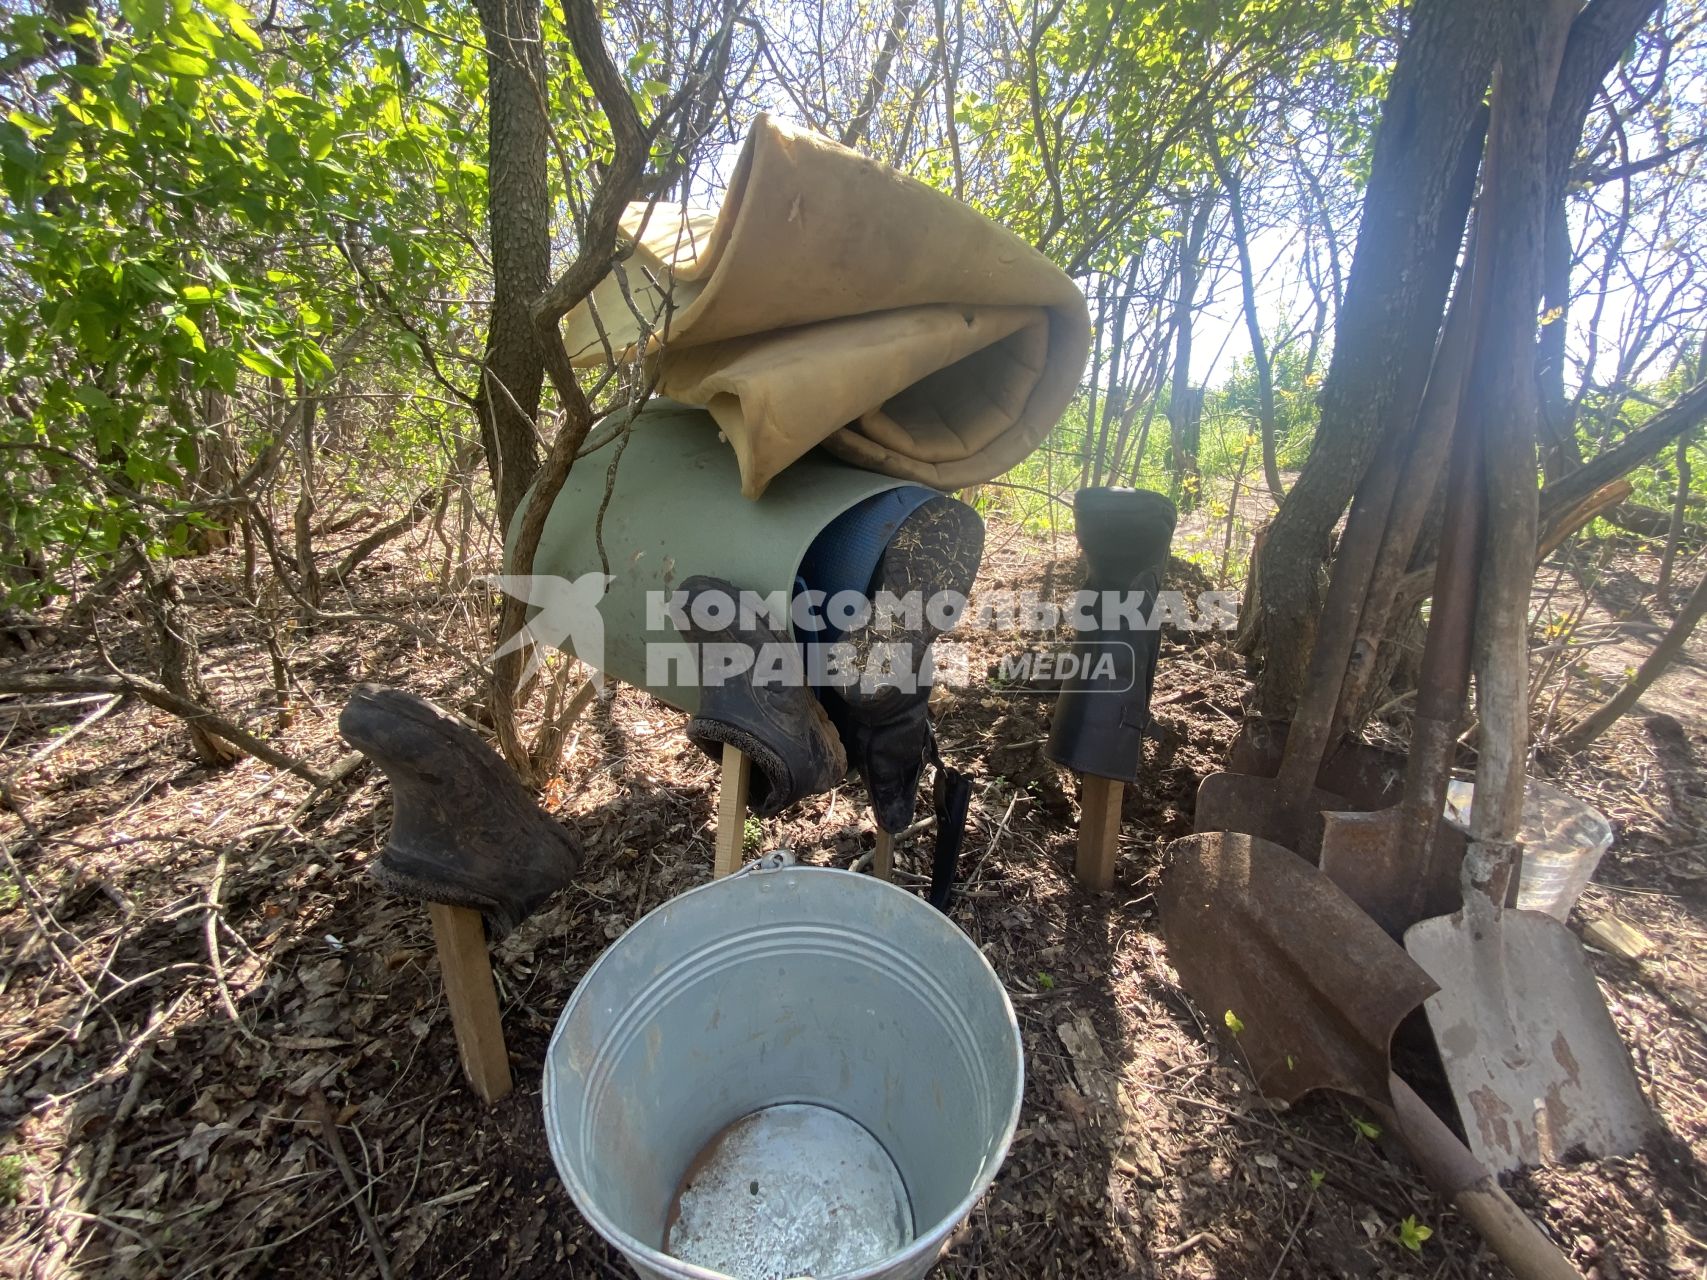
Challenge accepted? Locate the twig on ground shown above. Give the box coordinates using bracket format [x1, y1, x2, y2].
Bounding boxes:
[0, 693, 124, 796]
[0, 671, 329, 785]
[310, 1089, 396, 1280]
[1154, 1230, 1222, 1257]
[204, 848, 257, 1039]
[34, 1016, 160, 1275]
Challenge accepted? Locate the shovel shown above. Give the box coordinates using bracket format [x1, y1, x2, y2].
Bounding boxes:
[1330, 201, 1488, 749]
[1194, 427, 1410, 859]
[1402, 423, 1654, 1171]
[1316, 302, 1485, 938]
[1227, 716, 1409, 812]
[1158, 832, 1580, 1279]
[1313, 138, 1508, 938]
[1400, 69, 1655, 1166]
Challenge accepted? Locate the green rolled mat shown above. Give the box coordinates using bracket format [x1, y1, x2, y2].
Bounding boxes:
[506, 400, 933, 713]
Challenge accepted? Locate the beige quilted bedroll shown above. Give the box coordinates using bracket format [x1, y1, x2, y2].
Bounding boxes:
[562, 114, 1091, 499]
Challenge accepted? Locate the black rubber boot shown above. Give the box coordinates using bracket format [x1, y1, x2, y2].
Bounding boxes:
[676, 575, 846, 817]
[830, 496, 984, 831]
[340, 685, 582, 938]
[827, 694, 931, 832]
[1045, 488, 1177, 782]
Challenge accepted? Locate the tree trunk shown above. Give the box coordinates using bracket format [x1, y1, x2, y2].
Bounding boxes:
[933, 0, 964, 199]
[490, 0, 677, 779]
[1534, 0, 1662, 485]
[841, 0, 919, 149]
[136, 555, 243, 767]
[1657, 433, 1692, 604]
[187, 348, 239, 553]
[1082, 283, 1106, 490]
[1108, 308, 1167, 482]
[1091, 259, 1139, 487]
[1247, 0, 1497, 718]
[1535, 197, 1582, 482]
[292, 390, 322, 609]
[1167, 197, 1212, 506]
[1546, 0, 1663, 200]
[1211, 136, 1284, 501]
[472, 0, 552, 533]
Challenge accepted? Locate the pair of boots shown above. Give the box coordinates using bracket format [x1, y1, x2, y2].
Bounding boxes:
[679, 496, 984, 832]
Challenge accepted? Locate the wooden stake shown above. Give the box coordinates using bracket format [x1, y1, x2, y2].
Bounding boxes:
[427, 902, 512, 1104]
[713, 743, 752, 879]
[873, 830, 894, 882]
[1075, 774, 1124, 893]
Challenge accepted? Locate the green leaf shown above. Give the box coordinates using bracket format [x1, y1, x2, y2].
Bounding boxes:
[126, 263, 176, 297]
[172, 314, 206, 352]
[181, 284, 214, 302]
[157, 49, 213, 77]
[293, 339, 334, 381]
[238, 344, 289, 377]
[204, 347, 238, 393]
[1223, 1009, 1245, 1035]
[5, 110, 50, 141]
[1396, 1215, 1432, 1253]
[308, 121, 337, 161]
[227, 12, 264, 49]
[120, 0, 168, 35]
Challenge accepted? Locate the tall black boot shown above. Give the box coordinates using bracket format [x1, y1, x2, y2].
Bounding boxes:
[1045, 488, 1177, 782]
[676, 575, 846, 817]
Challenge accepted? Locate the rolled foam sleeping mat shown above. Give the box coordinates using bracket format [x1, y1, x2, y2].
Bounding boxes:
[510, 401, 936, 713]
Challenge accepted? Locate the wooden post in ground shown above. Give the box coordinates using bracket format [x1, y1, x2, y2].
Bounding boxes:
[713, 743, 752, 878]
[427, 902, 512, 1103]
[1075, 774, 1124, 892]
[873, 830, 894, 881]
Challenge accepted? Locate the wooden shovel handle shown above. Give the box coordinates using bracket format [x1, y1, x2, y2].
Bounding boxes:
[1393, 367, 1485, 859]
[1388, 1076, 1581, 1280]
[1384, 135, 1500, 913]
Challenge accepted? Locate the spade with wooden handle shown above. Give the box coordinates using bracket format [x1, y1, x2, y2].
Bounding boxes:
[1396, 52, 1656, 1173]
[1158, 831, 1580, 1279]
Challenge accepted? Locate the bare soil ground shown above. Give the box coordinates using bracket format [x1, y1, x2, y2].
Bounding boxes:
[1, 515, 1704, 1279]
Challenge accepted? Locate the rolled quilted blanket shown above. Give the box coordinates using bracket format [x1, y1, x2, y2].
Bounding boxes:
[561, 114, 1091, 498]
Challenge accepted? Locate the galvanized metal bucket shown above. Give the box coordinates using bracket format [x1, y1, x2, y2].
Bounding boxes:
[544, 857, 1024, 1280]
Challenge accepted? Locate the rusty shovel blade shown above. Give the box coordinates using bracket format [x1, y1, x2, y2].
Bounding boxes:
[1319, 807, 1469, 940]
[1405, 903, 1656, 1173]
[1229, 717, 1411, 812]
[1158, 831, 1439, 1106]
[1192, 772, 1352, 865]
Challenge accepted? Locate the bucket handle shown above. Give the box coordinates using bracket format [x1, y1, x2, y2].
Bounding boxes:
[732, 848, 798, 876]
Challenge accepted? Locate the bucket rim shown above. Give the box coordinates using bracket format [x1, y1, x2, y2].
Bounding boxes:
[542, 864, 1025, 1280]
